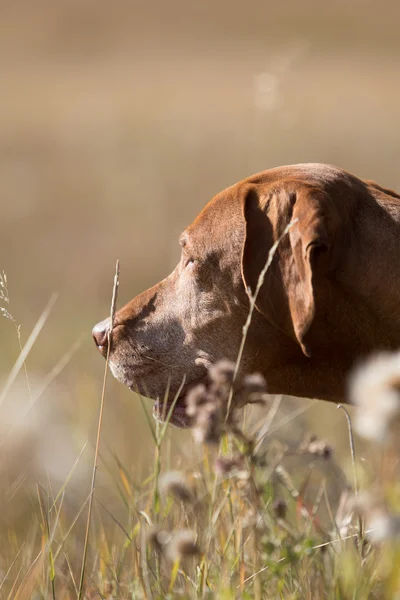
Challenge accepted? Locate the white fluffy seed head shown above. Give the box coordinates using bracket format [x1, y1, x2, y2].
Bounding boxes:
[158, 471, 194, 504]
[166, 529, 200, 562]
[349, 352, 400, 442]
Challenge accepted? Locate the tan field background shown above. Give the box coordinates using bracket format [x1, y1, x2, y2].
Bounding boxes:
[0, 0, 399, 545]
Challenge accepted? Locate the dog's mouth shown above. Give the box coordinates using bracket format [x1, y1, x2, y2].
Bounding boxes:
[109, 359, 208, 429]
[152, 397, 193, 428]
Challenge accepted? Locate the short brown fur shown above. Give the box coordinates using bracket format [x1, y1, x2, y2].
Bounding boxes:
[93, 163, 400, 425]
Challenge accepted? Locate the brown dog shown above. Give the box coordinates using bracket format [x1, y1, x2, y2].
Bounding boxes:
[93, 163, 400, 426]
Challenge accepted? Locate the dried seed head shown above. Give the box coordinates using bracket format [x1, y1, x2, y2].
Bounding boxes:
[350, 489, 386, 518]
[304, 433, 318, 444]
[147, 528, 170, 553]
[367, 511, 400, 543]
[186, 382, 225, 445]
[299, 433, 316, 451]
[350, 489, 400, 542]
[192, 405, 224, 445]
[0, 307, 16, 323]
[352, 492, 400, 542]
[273, 498, 287, 520]
[209, 360, 236, 387]
[307, 439, 333, 459]
[158, 471, 194, 504]
[235, 372, 268, 408]
[214, 456, 245, 476]
[0, 271, 9, 304]
[299, 434, 332, 459]
[186, 362, 268, 445]
[185, 384, 208, 417]
[242, 373, 267, 395]
[350, 351, 400, 442]
[166, 529, 200, 562]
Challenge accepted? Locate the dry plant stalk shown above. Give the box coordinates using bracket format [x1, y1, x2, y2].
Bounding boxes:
[0, 292, 58, 410]
[78, 260, 120, 600]
[226, 219, 297, 420]
[337, 404, 364, 540]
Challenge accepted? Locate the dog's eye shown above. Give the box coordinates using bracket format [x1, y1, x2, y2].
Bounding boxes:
[184, 257, 196, 268]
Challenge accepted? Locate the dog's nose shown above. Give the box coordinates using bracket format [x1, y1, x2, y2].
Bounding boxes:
[92, 318, 111, 350]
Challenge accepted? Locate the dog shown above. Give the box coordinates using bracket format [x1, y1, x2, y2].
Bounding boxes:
[93, 163, 400, 426]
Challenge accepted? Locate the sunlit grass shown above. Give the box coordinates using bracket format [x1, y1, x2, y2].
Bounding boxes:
[1, 260, 400, 598]
[0, 389, 397, 599]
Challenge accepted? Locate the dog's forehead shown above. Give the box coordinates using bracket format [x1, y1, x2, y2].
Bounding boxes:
[185, 185, 244, 252]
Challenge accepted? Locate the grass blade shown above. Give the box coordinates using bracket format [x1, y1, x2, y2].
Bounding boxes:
[0, 293, 58, 409]
[77, 260, 119, 599]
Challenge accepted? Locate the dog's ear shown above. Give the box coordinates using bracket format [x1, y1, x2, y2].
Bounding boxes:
[241, 184, 340, 356]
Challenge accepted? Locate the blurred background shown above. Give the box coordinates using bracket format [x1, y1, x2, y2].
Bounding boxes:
[0, 0, 399, 538]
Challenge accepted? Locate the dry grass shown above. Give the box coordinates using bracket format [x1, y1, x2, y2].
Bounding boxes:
[1, 249, 400, 598]
[0, 347, 399, 598]
[0, 2, 400, 597]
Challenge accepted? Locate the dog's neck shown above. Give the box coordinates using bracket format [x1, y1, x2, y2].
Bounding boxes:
[338, 190, 400, 337]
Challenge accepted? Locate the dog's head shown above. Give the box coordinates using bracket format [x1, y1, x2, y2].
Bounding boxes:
[93, 165, 347, 426]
